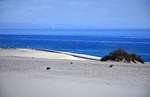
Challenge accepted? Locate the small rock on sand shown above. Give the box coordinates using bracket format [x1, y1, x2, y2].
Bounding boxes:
[109, 65, 114, 68]
[46, 67, 51, 70]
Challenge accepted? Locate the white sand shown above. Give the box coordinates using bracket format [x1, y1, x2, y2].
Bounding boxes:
[0, 48, 100, 60]
[0, 48, 150, 97]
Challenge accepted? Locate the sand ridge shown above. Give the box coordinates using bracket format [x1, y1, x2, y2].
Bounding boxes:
[0, 48, 150, 97]
[0, 48, 101, 60]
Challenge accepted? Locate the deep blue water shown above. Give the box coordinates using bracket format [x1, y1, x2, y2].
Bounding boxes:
[0, 34, 150, 61]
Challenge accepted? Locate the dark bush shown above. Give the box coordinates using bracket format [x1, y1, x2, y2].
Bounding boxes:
[136, 56, 144, 64]
[101, 49, 144, 64]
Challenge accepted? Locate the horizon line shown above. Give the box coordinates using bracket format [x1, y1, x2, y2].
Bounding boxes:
[0, 28, 150, 31]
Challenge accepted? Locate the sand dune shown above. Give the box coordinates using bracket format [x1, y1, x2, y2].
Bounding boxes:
[0, 48, 100, 60]
[0, 48, 150, 97]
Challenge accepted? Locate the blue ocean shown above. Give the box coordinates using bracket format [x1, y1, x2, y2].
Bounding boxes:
[0, 31, 150, 61]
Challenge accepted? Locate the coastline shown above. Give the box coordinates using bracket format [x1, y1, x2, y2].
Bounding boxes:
[0, 47, 149, 63]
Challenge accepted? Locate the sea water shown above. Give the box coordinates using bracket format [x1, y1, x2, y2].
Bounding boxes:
[0, 32, 150, 61]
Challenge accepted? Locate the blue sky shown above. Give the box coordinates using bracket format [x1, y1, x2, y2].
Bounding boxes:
[0, 0, 150, 30]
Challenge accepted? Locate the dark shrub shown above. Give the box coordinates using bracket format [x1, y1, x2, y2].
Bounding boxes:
[101, 49, 144, 64]
[136, 56, 144, 64]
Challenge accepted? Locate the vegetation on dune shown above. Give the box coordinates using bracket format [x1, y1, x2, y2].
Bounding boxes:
[101, 49, 144, 64]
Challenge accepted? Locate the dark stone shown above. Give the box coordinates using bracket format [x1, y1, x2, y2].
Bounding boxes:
[46, 67, 51, 70]
[109, 65, 114, 68]
[70, 62, 73, 64]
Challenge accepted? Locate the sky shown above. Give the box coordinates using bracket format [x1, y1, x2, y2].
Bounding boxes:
[0, 0, 150, 29]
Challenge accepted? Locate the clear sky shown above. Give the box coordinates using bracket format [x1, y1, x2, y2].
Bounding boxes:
[0, 0, 150, 30]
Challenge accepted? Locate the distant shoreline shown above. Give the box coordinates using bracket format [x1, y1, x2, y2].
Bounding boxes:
[0, 47, 150, 63]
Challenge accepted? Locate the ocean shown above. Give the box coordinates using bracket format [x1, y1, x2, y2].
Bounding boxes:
[0, 34, 150, 61]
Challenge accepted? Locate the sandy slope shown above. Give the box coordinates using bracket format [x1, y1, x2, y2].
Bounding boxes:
[0, 48, 100, 60]
[0, 48, 150, 97]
